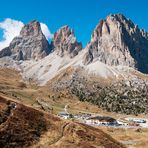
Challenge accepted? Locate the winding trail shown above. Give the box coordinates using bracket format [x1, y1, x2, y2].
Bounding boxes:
[48, 122, 70, 146]
[64, 104, 69, 114]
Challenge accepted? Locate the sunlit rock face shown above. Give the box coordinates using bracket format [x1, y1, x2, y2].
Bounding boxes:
[83, 14, 148, 74]
[52, 25, 82, 58]
[0, 20, 51, 60]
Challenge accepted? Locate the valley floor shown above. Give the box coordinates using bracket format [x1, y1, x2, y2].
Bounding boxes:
[56, 103, 148, 148]
[0, 68, 148, 148]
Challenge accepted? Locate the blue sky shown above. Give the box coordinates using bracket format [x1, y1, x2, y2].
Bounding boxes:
[0, 0, 148, 47]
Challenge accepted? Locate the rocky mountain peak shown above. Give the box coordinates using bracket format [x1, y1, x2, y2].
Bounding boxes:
[20, 20, 41, 37]
[91, 13, 137, 42]
[84, 13, 148, 73]
[0, 20, 51, 60]
[52, 25, 82, 58]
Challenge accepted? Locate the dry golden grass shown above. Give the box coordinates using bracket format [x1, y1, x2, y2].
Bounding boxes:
[0, 95, 49, 147]
[100, 127, 148, 148]
[0, 95, 125, 148]
[0, 68, 148, 148]
[0, 68, 22, 88]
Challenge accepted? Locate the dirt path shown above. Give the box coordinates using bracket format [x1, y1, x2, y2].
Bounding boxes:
[64, 104, 69, 114]
[0, 101, 16, 125]
[35, 122, 70, 147]
[48, 122, 69, 146]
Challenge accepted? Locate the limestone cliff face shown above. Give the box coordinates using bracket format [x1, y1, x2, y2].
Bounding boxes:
[52, 26, 82, 58]
[83, 14, 148, 73]
[0, 47, 11, 58]
[0, 14, 148, 74]
[0, 20, 51, 60]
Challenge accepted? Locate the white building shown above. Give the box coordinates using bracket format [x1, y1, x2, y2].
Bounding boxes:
[58, 112, 70, 119]
[85, 116, 117, 126]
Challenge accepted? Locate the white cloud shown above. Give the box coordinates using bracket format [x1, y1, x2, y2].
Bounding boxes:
[0, 19, 53, 51]
[40, 23, 53, 40]
[0, 18, 24, 50]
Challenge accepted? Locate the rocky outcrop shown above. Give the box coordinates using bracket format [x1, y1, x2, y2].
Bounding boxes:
[52, 26, 82, 58]
[0, 47, 11, 58]
[49, 67, 148, 115]
[0, 20, 51, 60]
[83, 14, 148, 74]
[71, 78, 148, 115]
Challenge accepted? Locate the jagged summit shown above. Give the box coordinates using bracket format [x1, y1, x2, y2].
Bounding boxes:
[52, 25, 82, 58]
[20, 20, 42, 37]
[83, 13, 148, 73]
[0, 20, 51, 60]
[0, 14, 147, 115]
[0, 14, 148, 73]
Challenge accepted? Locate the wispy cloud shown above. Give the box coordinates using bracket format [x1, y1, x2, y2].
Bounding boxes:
[0, 18, 24, 50]
[40, 23, 53, 40]
[0, 18, 53, 51]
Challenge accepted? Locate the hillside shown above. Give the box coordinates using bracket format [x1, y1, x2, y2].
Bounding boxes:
[0, 15, 147, 115]
[0, 13, 148, 147]
[0, 95, 125, 148]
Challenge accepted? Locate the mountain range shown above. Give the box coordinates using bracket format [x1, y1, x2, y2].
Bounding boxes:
[0, 13, 148, 115]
